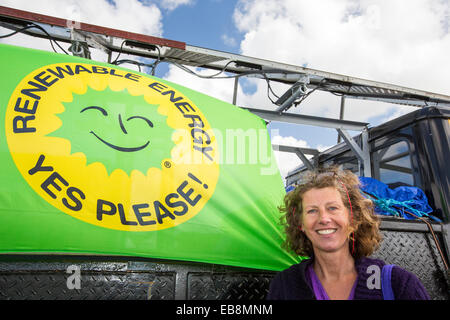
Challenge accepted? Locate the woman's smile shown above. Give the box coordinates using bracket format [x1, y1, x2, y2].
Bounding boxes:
[316, 228, 337, 235]
[301, 187, 351, 254]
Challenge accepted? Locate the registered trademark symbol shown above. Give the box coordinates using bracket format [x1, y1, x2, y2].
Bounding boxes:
[164, 161, 172, 168]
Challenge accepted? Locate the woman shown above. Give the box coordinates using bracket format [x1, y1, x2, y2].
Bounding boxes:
[267, 167, 430, 300]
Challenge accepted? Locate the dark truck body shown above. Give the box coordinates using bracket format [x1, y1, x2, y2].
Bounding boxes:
[1, 107, 449, 300]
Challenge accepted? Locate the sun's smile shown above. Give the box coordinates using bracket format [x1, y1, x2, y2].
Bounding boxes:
[51, 86, 175, 175]
[89, 130, 150, 152]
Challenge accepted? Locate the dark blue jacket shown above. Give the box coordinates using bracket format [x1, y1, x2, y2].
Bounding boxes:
[266, 257, 430, 300]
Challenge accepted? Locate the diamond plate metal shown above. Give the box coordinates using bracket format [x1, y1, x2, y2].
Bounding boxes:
[0, 227, 448, 300]
[371, 230, 449, 300]
[188, 273, 274, 300]
[0, 272, 175, 300]
[0, 268, 175, 300]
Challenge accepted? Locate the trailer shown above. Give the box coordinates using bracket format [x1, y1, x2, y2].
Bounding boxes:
[0, 6, 449, 300]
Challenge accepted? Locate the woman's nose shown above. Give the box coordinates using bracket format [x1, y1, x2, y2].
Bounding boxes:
[318, 209, 332, 224]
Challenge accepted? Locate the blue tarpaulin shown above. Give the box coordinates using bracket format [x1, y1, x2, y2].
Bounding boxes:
[285, 185, 295, 194]
[359, 177, 441, 222]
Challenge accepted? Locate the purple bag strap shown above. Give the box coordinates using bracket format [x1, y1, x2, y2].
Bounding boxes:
[381, 264, 395, 300]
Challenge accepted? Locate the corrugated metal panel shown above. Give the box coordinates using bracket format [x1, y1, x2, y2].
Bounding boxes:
[1, 5, 449, 109]
[163, 48, 226, 67]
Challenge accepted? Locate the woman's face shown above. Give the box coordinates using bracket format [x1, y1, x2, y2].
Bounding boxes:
[301, 187, 351, 255]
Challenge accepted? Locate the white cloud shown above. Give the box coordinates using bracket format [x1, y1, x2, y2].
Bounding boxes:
[162, 64, 242, 104]
[0, 0, 163, 58]
[270, 135, 310, 183]
[269, 134, 334, 184]
[156, 0, 195, 11]
[231, 0, 450, 179]
[221, 34, 237, 47]
[0, 0, 163, 35]
[233, 0, 450, 124]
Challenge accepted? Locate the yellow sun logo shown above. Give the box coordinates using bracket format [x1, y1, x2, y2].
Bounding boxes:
[5, 63, 220, 231]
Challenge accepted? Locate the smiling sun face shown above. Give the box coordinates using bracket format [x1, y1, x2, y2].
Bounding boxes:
[81, 105, 152, 152]
[6, 62, 220, 231]
[50, 86, 174, 175]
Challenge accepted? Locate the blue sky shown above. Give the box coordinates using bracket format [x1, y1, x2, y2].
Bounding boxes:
[154, 0, 244, 78]
[1, 0, 449, 179]
[151, 0, 347, 150]
[161, 0, 242, 51]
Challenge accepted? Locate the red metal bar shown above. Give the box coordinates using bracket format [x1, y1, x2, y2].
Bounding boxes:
[0, 5, 186, 50]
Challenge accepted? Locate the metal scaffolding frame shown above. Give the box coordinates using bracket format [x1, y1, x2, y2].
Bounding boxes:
[1, 5, 450, 177]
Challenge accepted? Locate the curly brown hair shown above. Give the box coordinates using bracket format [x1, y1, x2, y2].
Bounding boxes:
[280, 166, 382, 259]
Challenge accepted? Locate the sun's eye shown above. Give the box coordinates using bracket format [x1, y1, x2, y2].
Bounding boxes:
[80, 105, 108, 116]
[127, 115, 154, 128]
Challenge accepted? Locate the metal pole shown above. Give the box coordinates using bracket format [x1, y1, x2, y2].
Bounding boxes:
[337, 96, 345, 143]
[232, 77, 238, 105]
[361, 127, 371, 177]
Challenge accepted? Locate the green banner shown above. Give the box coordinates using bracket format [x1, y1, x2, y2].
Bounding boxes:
[0, 43, 299, 271]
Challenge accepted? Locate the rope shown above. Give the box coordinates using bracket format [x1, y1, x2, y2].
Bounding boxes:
[362, 191, 448, 271]
[365, 194, 441, 222]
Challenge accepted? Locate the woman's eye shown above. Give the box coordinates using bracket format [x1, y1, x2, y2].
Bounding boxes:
[307, 209, 317, 214]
